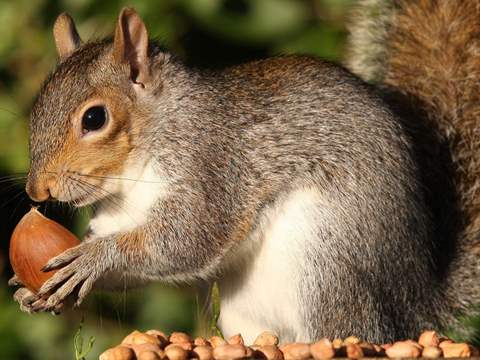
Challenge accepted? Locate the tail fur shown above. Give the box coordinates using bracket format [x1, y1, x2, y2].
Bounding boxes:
[347, 0, 480, 335]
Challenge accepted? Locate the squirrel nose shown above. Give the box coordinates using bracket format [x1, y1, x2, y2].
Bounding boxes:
[26, 174, 54, 202]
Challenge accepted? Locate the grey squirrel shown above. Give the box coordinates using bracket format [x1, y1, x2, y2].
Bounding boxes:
[8, 1, 480, 344]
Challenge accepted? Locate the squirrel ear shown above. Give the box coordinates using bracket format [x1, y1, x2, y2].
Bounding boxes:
[53, 13, 82, 60]
[113, 7, 150, 86]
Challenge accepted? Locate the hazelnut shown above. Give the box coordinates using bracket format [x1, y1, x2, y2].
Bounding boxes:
[9, 207, 80, 292]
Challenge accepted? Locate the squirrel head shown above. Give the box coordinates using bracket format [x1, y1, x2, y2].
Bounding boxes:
[27, 7, 158, 206]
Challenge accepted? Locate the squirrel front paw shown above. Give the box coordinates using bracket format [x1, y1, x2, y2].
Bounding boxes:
[33, 240, 113, 312]
[8, 275, 63, 314]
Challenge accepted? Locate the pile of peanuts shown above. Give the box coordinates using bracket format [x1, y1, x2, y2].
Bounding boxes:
[99, 330, 479, 360]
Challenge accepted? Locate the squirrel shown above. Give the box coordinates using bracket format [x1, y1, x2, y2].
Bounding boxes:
[7, 2, 480, 344]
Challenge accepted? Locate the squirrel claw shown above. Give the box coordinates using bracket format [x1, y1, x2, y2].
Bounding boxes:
[13, 288, 39, 314]
[8, 274, 22, 287]
[37, 241, 109, 309]
[42, 245, 82, 272]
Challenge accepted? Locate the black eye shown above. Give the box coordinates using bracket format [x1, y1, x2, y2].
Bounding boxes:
[81, 106, 107, 133]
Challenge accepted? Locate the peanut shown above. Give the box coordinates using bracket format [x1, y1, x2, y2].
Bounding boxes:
[99, 346, 135, 360]
[193, 345, 214, 360]
[310, 338, 335, 359]
[439, 340, 455, 348]
[165, 345, 188, 360]
[122, 331, 161, 346]
[129, 343, 163, 357]
[280, 343, 311, 360]
[419, 330, 441, 348]
[209, 336, 227, 348]
[442, 343, 472, 358]
[228, 333, 245, 345]
[145, 330, 169, 348]
[254, 331, 279, 347]
[166, 342, 193, 351]
[213, 344, 249, 360]
[344, 336, 360, 345]
[169, 332, 192, 344]
[254, 345, 284, 360]
[422, 346, 443, 358]
[137, 351, 161, 360]
[346, 343, 364, 359]
[194, 337, 210, 347]
[385, 341, 421, 358]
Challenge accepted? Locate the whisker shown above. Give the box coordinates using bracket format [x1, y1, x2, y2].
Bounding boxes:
[0, 176, 28, 184]
[68, 171, 164, 184]
[68, 176, 143, 229]
[10, 193, 28, 222]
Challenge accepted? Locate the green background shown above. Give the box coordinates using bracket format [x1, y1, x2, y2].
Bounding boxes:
[0, 1, 477, 359]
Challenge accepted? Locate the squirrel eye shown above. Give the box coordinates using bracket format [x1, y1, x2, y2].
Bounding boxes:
[81, 106, 107, 134]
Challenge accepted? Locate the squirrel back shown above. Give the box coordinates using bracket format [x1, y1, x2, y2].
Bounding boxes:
[348, 0, 480, 334]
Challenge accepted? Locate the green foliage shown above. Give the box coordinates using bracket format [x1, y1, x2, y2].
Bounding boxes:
[210, 282, 223, 338]
[74, 318, 95, 360]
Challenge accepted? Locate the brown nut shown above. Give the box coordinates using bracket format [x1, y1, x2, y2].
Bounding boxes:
[439, 340, 454, 348]
[254, 331, 279, 347]
[99, 346, 136, 360]
[255, 345, 284, 360]
[213, 344, 249, 360]
[404, 340, 423, 349]
[422, 346, 443, 358]
[194, 337, 210, 347]
[346, 344, 364, 359]
[137, 351, 161, 360]
[129, 343, 163, 356]
[9, 207, 81, 293]
[385, 341, 421, 358]
[419, 331, 441, 348]
[228, 334, 245, 346]
[280, 343, 311, 360]
[344, 336, 361, 345]
[332, 339, 343, 349]
[145, 330, 169, 348]
[122, 330, 161, 346]
[209, 336, 227, 348]
[165, 342, 193, 352]
[165, 345, 188, 360]
[169, 332, 192, 344]
[193, 345, 214, 360]
[442, 343, 472, 358]
[310, 339, 335, 360]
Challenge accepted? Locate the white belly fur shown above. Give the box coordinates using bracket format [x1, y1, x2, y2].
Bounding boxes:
[218, 187, 323, 344]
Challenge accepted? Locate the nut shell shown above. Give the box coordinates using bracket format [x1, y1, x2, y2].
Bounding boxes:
[9, 207, 80, 293]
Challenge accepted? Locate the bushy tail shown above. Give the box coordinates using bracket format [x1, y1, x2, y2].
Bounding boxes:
[347, 0, 480, 334]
